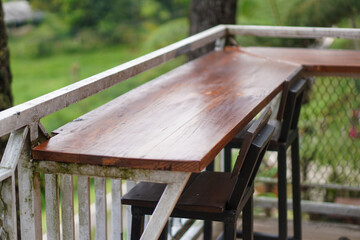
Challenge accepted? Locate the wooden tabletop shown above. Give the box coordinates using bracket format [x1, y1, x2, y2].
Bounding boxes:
[32, 47, 301, 172]
[241, 47, 360, 75]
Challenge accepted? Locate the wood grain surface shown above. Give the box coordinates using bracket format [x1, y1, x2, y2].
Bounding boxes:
[32, 47, 301, 172]
[242, 47, 360, 75]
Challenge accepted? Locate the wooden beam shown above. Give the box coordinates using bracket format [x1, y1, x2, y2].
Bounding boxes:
[0, 127, 29, 171]
[1, 174, 18, 240]
[140, 172, 190, 240]
[254, 196, 360, 217]
[95, 178, 107, 240]
[111, 179, 122, 240]
[32, 160, 195, 184]
[77, 176, 91, 240]
[60, 174, 75, 240]
[227, 25, 360, 39]
[45, 174, 60, 240]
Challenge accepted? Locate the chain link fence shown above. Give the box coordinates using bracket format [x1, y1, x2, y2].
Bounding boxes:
[254, 76, 360, 218]
[298, 76, 360, 202]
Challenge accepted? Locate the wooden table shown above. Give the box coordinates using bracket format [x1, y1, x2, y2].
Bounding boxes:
[241, 46, 360, 75]
[32, 46, 302, 239]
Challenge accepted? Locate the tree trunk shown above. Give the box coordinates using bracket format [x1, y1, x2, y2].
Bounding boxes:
[0, 2, 12, 156]
[188, 0, 237, 60]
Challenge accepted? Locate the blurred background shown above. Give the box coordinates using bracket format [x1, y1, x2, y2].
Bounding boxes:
[3, 0, 360, 233]
[5, 0, 360, 131]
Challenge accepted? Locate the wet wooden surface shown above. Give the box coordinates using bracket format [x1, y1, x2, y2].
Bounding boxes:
[242, 47, 360, 75]
[32, 47, 301, 172]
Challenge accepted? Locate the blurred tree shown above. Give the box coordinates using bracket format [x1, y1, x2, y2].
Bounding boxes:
[30, 0, 193, 45]
[31, 0, 140, 32]
[0, 1, 12, 156]
[154, 0, 190, 20]
[188, 0, 237, 60]
[30, 0, 191, 34]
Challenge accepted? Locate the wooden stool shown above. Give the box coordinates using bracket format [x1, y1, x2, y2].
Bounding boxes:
[225, 79, 306, 240]
[122, 108, 274, 240]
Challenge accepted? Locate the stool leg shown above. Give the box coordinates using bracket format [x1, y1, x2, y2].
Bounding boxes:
[291, 136, 302, 240]
[278, 144, 288, 240]
[224, 146, 232, 172]
[242, 194, 254, 240]
[204, 160, 214, 240]
[224, 222, 236, 240]
[204, 221, 212, 240]
[131, 207, 145, 240]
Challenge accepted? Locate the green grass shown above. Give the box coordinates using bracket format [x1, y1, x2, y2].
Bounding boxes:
[10, 44, 137, 131]
[10, 18, 188, 132]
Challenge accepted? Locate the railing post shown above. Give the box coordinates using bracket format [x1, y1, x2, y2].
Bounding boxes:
[61, 174, 75, 240]
[45, 174, 60, 240]
[95, 177, 107, 240]
[18, 135, 42, 240]
[0, 127, 30, 240]
[78, 176, 91, 240]
[111, 179, 123, 240]
[0, 174, 17, 240]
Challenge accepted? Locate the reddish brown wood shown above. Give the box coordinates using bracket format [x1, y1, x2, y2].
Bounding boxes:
[32, 47, 301, 172]
[242, 47, 360, 75]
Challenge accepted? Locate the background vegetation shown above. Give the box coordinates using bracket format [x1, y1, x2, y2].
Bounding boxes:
[6, 0, 360, 224]
[9, 0, 359, 131]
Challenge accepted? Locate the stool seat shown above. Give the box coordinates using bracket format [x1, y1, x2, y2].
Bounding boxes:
[122, 172, 237, 213]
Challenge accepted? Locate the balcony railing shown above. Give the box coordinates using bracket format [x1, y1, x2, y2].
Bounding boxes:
[0, 25, 360, 239]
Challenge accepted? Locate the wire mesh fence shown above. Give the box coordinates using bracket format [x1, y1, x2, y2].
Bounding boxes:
[298, 76, 360, 202]
[255, 76, 360, 208]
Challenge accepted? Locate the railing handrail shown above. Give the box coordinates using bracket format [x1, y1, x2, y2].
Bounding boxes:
[0, 25, 227, 137]
[1, 25, 360, 240]
[227, 25, 360, 39]
[1, 24, 360, 137]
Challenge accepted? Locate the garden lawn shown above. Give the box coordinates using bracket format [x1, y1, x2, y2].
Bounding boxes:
[10, 44, 185, 131]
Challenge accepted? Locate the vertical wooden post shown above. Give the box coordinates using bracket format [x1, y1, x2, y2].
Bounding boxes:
[45, 174, 60, 240]
[61, 174, 75, 240]
[126, 180, 135, 238]
[18, 139, 42, 240]
[95, 177, 107, 240]
[0, 174, 17, 240]
[78, 176, 91, 240]
[111, 179, 122, 240]
[0, 127, 29, 240]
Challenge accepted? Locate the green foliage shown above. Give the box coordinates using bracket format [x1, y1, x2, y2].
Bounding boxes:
[10, 40, 186, 131]
[29, 0, 190, 47]
[236, 0, 360, 47]
[143, 18, 189, 51]
[285, 0, 360, 27]
[9, 13, 72, 58]
[298, 77, 360, 192]
[31, 0, 139, 28]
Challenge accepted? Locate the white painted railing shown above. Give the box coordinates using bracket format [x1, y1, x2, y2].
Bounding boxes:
[1, 25, 360, 240]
